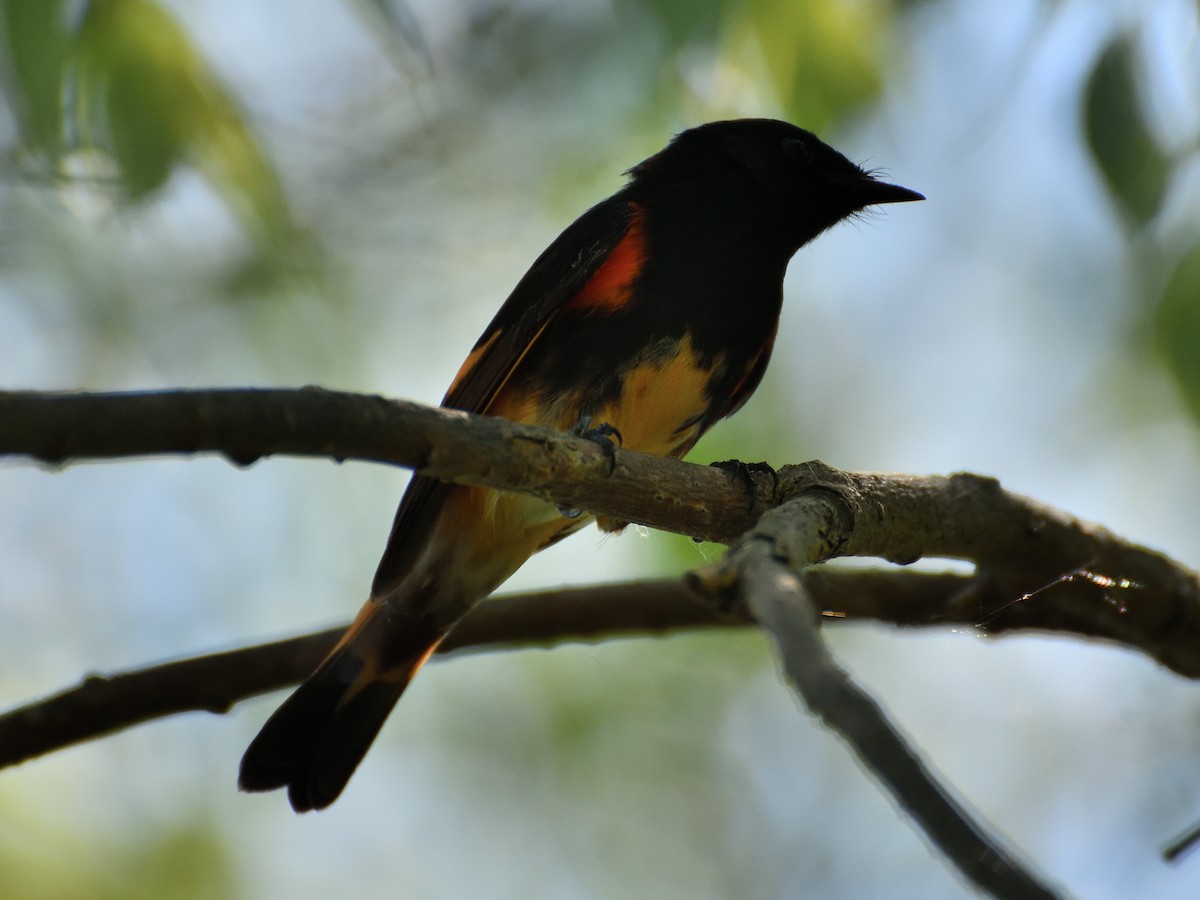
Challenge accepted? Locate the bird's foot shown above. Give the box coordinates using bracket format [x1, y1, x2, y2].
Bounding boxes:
[557, 418, 623, 518]
[709, 459, 777, 512]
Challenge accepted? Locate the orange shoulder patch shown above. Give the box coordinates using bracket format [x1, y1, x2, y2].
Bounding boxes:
[566, 204, 647, 313]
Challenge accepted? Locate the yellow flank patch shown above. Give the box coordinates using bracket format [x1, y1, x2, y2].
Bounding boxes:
[482, 333, 715, 457]
[593, 335, 716, 459]
[431, 483, 573, 570]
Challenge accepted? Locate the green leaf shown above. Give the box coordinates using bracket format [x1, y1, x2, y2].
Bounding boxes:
[1, 0, 73, 154]
[75, 0, 292, 238]
[626, 0, 725, 50]
[75, 0, 188, 196]
[1083, 33, 1170, 227]
[1155, 241, 1200, 424]
[1157, 245, 1200, 420]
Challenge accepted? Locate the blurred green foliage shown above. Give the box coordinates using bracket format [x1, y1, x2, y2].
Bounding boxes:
[1080, 17, 1200, 434]
[0, 817, 235, 900]
[736, 0, 887, 133]
[1083, 32, 1171, 228]
[627, 0, 887, 133]
[2, 0, 72, 154]
[1079, 22, 1200, 432]
[1156, 241, 1200, 422]
[1, 0, 293, 246]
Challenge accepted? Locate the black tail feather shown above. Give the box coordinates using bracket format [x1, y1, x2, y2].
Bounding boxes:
[239, 610, 443, 812]
[239, 656, 408, 812]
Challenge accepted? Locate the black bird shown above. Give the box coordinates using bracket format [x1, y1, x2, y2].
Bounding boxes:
[239, 118, 923, 811]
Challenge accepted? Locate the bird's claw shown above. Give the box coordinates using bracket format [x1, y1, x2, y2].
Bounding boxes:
[575, 418, 622, 473]
[710, 459, 777, 512]
[557, 418, 623, 518]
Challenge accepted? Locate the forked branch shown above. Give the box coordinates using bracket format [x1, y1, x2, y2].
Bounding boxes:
[6, 387, 1196, 898]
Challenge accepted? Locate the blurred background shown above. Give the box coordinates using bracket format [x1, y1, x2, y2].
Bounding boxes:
[2, 0, 1200, 896]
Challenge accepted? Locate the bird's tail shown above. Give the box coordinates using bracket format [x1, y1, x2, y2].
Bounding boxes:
[238, 601, 446, 812]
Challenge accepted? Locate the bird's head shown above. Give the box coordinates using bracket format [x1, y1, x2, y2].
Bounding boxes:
[629, 118, 923, 252]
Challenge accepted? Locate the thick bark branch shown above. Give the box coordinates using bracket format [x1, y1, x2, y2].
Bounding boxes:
[0, 387, 761, 544]
[764, 463, 1200, 678]
[3, 388, 1198, 676]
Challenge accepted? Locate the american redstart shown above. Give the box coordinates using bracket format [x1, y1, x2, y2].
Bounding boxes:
[239, 118, 923, 811]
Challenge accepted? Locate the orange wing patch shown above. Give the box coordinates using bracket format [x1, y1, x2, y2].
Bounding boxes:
[445, 328, 502, 401]
[566, 204, 646, 314]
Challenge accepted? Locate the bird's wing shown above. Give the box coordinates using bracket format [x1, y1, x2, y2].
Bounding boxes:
[370, 198, 638, 597]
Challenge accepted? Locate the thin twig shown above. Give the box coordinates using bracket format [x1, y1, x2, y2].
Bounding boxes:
[693, 495, 1062, 898]
[0, 571, 977, 768]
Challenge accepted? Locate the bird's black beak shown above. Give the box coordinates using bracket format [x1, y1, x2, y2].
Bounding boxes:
[856, 176, 925, 206]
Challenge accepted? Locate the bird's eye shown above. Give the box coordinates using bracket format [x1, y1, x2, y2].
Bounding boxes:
[783, 138, 812, 165]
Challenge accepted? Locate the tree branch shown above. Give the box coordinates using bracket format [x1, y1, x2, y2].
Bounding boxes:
[0, 580, 726, 767]
[4, 389, 1198, 674]
[0, 387, 762, 544]
[5, 386, 1193, 897]
[770, 463, 1200, 677]
[0, 570, 975, 769]
[692, 496, 1062, 899]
